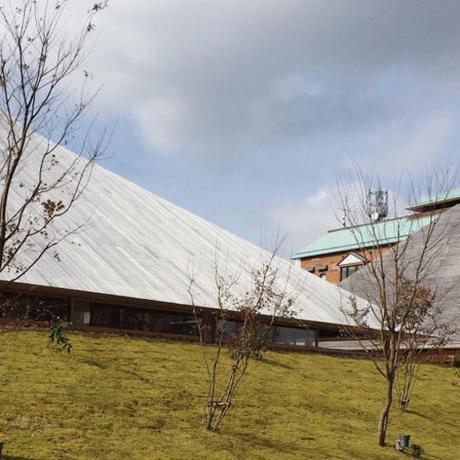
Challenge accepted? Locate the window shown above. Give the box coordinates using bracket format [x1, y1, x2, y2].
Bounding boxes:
[223, 320, 241, 338]
[337, 252, 365, 281]
[271, 326, 316, 347]
[222, 321, 317, 348]
[90, 304, 199, 336]
[0, 294, 69, 321]
[339, 265, 360, 281]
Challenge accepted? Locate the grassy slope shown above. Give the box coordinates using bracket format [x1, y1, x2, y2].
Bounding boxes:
[0, 331, 458, 460]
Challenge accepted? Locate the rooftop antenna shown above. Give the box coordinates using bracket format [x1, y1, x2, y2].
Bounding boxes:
[367, 189, 388, 222]
[338, 206, 347, 227]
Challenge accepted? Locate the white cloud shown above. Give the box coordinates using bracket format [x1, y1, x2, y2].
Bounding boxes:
[268, 188, 339, 257]
[341, 109, 456, 175]
[384, 111, 455, 168]
[69, 0, 460, 160]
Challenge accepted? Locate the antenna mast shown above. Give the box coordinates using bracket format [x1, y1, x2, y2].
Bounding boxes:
[367, 190, 388, 222]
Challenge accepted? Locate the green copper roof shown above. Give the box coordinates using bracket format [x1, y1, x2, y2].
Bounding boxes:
[292, 215, 434, 259]
[406, 187, 460, 211]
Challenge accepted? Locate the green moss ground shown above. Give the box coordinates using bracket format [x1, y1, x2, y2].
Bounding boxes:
[0, 331, 457, 459]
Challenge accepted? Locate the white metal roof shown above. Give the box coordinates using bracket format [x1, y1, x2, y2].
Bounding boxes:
[1, 133, 355, 326]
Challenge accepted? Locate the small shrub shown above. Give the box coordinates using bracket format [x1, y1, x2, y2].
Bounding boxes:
[48, 320, 72, 353]
[411, 444, 424, 459]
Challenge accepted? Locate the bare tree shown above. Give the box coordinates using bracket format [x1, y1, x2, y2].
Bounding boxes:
[187, 251, 295, 432]
[337, 169, 456, 447]
[0, 0, 108, 295]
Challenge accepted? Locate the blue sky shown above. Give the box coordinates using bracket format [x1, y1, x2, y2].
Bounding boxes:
[69, 0, 460, 257]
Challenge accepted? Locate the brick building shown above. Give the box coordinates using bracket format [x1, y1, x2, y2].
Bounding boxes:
[341, 198, 460, 351]
[292, 189, 460, 285]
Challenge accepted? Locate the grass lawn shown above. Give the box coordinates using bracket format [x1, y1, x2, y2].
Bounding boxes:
[0, 331, 458, 459]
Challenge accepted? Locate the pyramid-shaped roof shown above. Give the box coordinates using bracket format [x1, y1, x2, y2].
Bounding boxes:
[0, 133, 355, 326]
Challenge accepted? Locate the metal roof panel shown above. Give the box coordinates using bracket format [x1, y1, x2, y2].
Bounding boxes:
[0, 132, 361, 327]
[292, 216, 433, 259]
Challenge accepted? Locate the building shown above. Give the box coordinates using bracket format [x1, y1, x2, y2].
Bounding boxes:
[340, 200, 460, 350]
[0, 134, 363, 349]
[292, 189, 460, 285]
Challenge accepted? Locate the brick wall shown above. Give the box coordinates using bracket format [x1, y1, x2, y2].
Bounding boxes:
[299, 245, 393, 285]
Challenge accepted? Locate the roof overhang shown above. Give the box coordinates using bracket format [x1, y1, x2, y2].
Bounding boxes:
[0, 280, 352, 332]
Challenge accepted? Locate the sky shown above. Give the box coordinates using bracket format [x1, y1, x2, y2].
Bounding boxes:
[66, 0, 460, 257]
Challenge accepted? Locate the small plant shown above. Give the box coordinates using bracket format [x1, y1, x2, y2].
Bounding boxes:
[49, 320, 73, 353]
[187, 252, 295, 432]
[410, 444, 424, 459]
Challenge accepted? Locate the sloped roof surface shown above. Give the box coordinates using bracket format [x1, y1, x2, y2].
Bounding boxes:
[0, 133, 356, 326]
[292, 215, 432, 259]
[406, 187, 460, 211]
[341, 204, 460, 343]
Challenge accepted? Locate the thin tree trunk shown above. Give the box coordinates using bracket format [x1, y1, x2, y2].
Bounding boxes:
[377, 377, 394, 446]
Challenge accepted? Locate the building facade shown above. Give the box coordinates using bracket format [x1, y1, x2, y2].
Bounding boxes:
[0, 280, 347, 349]
[0, 133, 361, 350]
[292, 189, 460, 285]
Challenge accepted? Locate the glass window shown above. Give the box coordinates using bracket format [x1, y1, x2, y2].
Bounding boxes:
[90, 303, 199, 336]
[222, 321, 316, 347]
[0, 294, 69, 321]
[270, 325, 316, 347]
[340, 265, 361, 281]
[222, 320, 241, 338]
